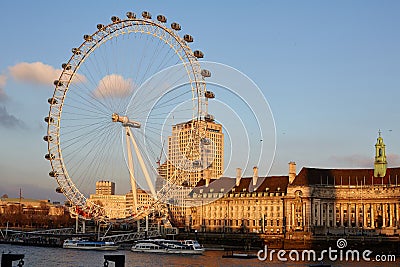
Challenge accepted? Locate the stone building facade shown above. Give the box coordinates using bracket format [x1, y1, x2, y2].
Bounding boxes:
[179, 167, 289, 234]
[284, 133, 400, 236]
[172, 133, 400, 237]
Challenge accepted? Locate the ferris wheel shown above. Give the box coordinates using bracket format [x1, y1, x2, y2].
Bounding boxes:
[43, 11, 211, 221]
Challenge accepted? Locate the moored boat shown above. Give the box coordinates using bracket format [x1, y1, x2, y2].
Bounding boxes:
[63, 238, 119, 251]
[131, 239, 204, 254]
[222, 250, 258, 259]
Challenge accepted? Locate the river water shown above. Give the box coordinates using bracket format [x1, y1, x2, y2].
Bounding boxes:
[0, 244, 398, 266]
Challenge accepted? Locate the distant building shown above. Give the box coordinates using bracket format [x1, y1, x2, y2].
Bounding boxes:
[0, 197, 66, 216]
[89, 180, 125, 219]
[125, 188, 154, 217]
[95, 180, 115, 195]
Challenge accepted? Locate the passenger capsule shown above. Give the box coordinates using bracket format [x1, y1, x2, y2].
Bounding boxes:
[54, 80, 63, 87]
[193, 160, 202, 167]
[97, 24, 105, 30]
[201, 69, 211, 77]
[201, 138, 211, 145]
[194, 50, 204, 58]
[83, 35, 93, 42]
[205, 91, 215, 99]
[183, 34, 193, 42]
[48, 98, 58, 105]
[43, 135, 53, 142]
[157, 15, 167, 23]
[56, 187, 63, 193]
[44, 116, 54, 123]
[45, 154, 55, 160]
[111, 16, 120, 22]
[72, 48, 81, 55]
[61, 63, 71, 70]
[142, 11, 151, 19]
[171, 22, 181, 31]
[49, 171, 58, 177]
[204, 114, 214, 122]
[126, 12, 136, 19]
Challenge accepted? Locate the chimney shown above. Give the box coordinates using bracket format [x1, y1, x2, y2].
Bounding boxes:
[289, 161, 296, 184]
[205, 169, 211, 187]
[252, 166, 259, 186]
[236, 168, 242, 187]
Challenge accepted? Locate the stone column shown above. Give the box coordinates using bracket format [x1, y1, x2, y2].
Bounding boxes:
[326, 203, 330, 227]
[340, 204, 344, 227]
[396, 203, 399, 227]
[333, 203, 336, 227]
[383, 203, 386, 228]
[363, 203, 367, 228]
[371, 204, 375, 228]
[291, 203, 295, 228]
[320, 202, 323, 226]
[347, 203, 350, 227]
[355, 203, 359, 227]
[389, 203, 393, 227]
[311, 201, 315, 226]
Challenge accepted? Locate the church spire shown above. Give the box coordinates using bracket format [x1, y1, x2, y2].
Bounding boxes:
[374, 130, 387, 177]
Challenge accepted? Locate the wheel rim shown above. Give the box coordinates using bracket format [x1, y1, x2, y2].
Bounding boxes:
[45, 12, 207, 221]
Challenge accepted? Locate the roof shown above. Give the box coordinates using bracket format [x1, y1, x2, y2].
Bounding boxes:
[291, 167, 400, 186]
[193, 175, 289, 194]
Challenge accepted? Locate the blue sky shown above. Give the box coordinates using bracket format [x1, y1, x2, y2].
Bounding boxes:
[0, 1, 399, 200]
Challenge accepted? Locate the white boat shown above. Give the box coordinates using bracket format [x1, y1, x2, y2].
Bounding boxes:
[131, 239, 204, 255]
[63, 239, 119, 251]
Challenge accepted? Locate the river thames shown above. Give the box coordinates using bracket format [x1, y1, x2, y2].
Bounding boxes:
[1, 243, 400, 267]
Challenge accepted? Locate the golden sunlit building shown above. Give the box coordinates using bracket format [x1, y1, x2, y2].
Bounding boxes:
[89, 180, 126, 219]
[181, 167, 289, 234]
[125, 188, 154, 216]
[167, 118, 224, 187]
[95, 181, 115, 195]
[162, 118, 224, 224]
[172, 132, 400, 238]
[284, 133, 400, 237]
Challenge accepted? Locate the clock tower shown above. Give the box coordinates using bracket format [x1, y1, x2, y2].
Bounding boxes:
[374, 130, 387, 177]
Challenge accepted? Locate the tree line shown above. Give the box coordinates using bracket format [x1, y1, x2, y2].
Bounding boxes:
[0, 203, 74, 230]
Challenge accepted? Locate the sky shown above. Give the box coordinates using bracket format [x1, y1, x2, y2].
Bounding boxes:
[0, 1, 399, 201]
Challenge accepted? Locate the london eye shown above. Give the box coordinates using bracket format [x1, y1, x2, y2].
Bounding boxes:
[43, 11, 211, 221]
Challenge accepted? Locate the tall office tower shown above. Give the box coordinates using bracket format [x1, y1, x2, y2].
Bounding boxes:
[166, 118, 224, 188]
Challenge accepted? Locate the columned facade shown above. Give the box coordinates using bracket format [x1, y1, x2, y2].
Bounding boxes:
[286, 176, 400, 236]
[171, 133, 400, 237]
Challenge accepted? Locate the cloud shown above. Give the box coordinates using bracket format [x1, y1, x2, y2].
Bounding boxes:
[8, 62, 62, 85]
[93, 74, 133, 98]
[330, 153, 400, 168]
[8, 62, 86, 86]
[0, 106, 26, 129]
[387, 154, 400, 167]
[0, 75, 7, 102]
[330, 154, 371, 168]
